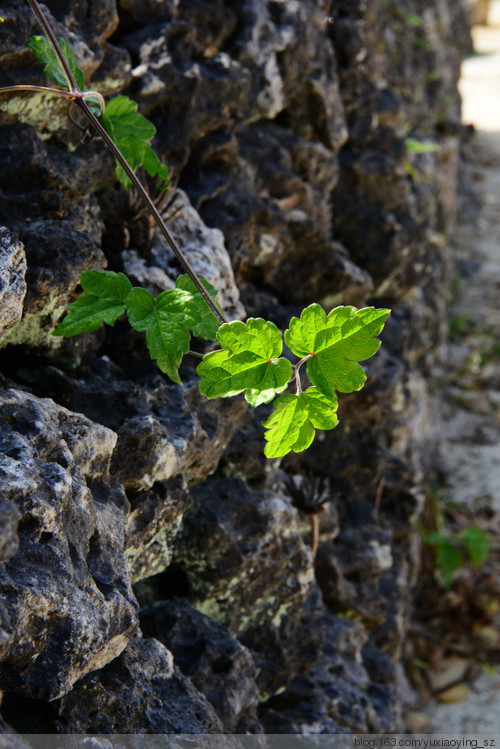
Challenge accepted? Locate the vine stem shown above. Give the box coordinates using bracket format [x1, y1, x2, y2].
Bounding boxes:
[291, 354, 313, 395]
[310, 514, 319, 559]
[23, 0, 228, 326]
[0, 84, 79, 100]
[26, 0, 79, 92]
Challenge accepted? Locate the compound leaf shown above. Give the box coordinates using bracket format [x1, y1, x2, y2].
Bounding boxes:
[197, 318, 292, 406]
[53, 270, 132, 336]
[27, 35, 85, 90]
[102, 96, 169, 190]
[285, 303, 390, 398]
[262, 387, 338, 458]
[125, 286, 196, 384]
[175, 275, 220, 340]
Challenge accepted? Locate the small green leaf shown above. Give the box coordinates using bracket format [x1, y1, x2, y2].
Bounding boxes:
[197, 318, 292, 405]
[262, 387, 339, 458]
[435, 539, 463, 589]
[461, 526, 489, 569]
[142, 145, 170, 189]
[53, 270, 132, 336]
[175, 275, 220, 340]
[285, 303, 390, 398]
[405, 138, 441, 155]
[26, 35, 85, 90]
[125, 287, 194, 384]
[102, 96, 169, 190]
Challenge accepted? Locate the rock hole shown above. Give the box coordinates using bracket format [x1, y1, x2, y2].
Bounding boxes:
[17, 513, 40, 533]
[0, 692, 58, 733]
[211, 654, 233, 674]
[38, 531, 53, 545]
[133, 565, 191, 608]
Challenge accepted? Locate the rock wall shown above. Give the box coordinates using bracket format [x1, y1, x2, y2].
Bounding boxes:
[0, 0, 470, 735]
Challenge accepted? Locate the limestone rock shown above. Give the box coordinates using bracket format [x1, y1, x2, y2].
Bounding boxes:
[0, 228, 26, 340]
[0, 389, 138, 700]
[123, 189, 245, 321]
[55, 638, 224, 734]
[260, 612, 398, 734]
[140, 599, 261, 732]
[0, 493, 19, 565]
[0, 127, 105, 353]
[173, 477, 323, 697]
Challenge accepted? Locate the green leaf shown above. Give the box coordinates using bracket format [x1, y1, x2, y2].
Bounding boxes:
[142, 145, 170, 189]
[53, 270, 132, 336]
[125, 287, 195, 384]
[101, 96, 169, 190]
[26, 35, 85, 91]
[262, 387, 339, 458]
[405, 138, 441, 155]
[285, 303, 390, 398]
[435, 539, 463, 589]
[175, 275, 220, 340]
[461, 526, 489, 569]
[197, 318, 292, 406]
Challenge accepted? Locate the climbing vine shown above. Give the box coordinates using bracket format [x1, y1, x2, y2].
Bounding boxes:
[0, 0, 390, 459]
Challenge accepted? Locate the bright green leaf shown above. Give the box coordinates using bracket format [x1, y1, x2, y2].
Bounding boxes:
[461, 526, 489, 569]
[405, 138, 441, 155]
[285, 303, 390, 398]
[175, 275, 220, 340]
[197, 318, 292, 405]
[26, 35, 85, 91]
[53, 270, 132, 336]
[102, 96, 169, 190]
[142, 145, 170, 189]
[125, 286, 195, 384]
[262, 387, 339, 458]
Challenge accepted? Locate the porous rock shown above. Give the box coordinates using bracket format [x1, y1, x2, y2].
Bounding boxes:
[0, 127, 105, 353]
[260, 613, 398, 734]
[0, 389, 138, 700]
[173, 477, 324, 698]
[55, 638, 224, 734]
[0, 0, 471, 735]
[122, 188, 245, 320]
[140, 599, 261, 733]
[0, 228, 26, 340]
[12, 359, 249, 582]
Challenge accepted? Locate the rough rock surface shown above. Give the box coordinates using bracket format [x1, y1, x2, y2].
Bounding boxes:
[0, 228, 26, 340]
[54, 638, 224, 734]
[0, 389, 138, 701]
[0, 0, 470, 736]
[140, 599, 261, 732]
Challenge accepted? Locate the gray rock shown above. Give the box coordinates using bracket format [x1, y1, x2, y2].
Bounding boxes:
[140, 599, 261, 732]
[0, 389, 138, 700]
[12, 360, 249, 581]
[0, 127, 105, 354]
[260, 613, 398, 734]
[0, 494, 19, 565]
[0, 228, 26, 340]
[55, 638, 224, 734]
[173, 477, 324, 698]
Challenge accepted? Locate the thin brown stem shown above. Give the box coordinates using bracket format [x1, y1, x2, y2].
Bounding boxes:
[291, 354, 313, 395]
[25, 0, 79, 92]
[0, 84, 78, 100]
[310, 514, 319, 559]
[75, 98, 227, 325]
[25, 0, 227, 326]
